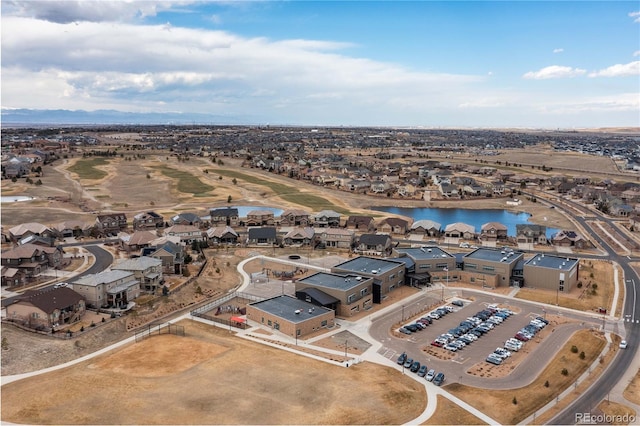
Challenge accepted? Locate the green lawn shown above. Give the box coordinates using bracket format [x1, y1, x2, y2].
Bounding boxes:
[214, 169, 352, 213]
[152, 166, 214, 197]
[67, 157, 110, 180]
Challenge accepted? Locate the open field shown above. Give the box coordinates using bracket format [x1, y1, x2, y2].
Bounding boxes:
[1, 320, 426, 425]
[624, 369, 640, 406]
[66, 157, 110, 180]
[423, 395, 487, 425]
[597, 400, 637, 425]
[446, 329, 607, 425]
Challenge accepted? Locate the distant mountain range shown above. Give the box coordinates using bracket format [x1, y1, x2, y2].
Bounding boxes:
[1, 108, 251, 126]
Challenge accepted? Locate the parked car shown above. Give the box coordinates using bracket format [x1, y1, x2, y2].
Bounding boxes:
[410, 361, 421, 373]
[425, 369, 436, 382]
[486, 354, 502, 365]
[433, 372, 445, 386]
[417, 365, 428, 377]
[451, 300, 464, 307]
[403, 358, 413, 369]
[620, 340, 628, 349]
[397, 352, 407, 365]
[399, 327, 412, 335]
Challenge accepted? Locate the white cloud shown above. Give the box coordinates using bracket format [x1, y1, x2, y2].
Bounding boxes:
[553, 48, 564, 54]
[634, 50, 640, 57]
[2, 0, 193, 23]
[588, 61, 640, 77]
[522, 65, 586, 80]
[537, 93, 640, 114]
[630, 11, 640, 23]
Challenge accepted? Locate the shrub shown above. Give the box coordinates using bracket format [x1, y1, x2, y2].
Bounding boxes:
[577, 282, 583, 289]
[561, 368, 568, 376]
[592, 283, 598, 290]
[544, 380, 549, 388]
[579, 351, 585, 360]
[80, 326, 85, 332]
[1, 337, 8, 350]
[512, 396, 517, 405]
[571, 345, 578, 353]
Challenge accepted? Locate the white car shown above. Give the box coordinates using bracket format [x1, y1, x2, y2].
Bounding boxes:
[620, 340, 628, 349]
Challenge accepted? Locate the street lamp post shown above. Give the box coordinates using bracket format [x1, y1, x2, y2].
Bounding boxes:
[442, 267, 449, 301]
[402, 305, 405, 322]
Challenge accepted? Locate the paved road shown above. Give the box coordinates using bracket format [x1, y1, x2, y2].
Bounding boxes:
[1, 243, 113, 308]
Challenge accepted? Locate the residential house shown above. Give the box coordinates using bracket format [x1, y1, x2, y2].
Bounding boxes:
[209, 207, 240, 227]
[132, 211, 165, 230]
[95, 213, 128, 235]
[439, 183, 458, 197]
[356, 234, 393, 256]
[491, 181, 506, 195]
[480, 222, 508, 242]
[315, 228, 355, 249]
[51, 220, 92, 239]
[283, 227, 315, 246]
[112, 256, 164, 293]
[6, 287, 86, 330]
[206, 226, 239, 245]
[120, 230, 158, 253]
[247, 227, 278, 245]
[170, 212, 202, 227]
[444, 222, 476, 240]
[345, 216, 376, 232]
[551, 230, 590, 249]
[378, 217, 410, 235]
[463, 184, 487, 197]
[346, 179, 371, 193]
[164, 224, 204, 244]
[0, 243, 64, 279]
[410, 220, 442, 237]
[515, 224, 548, 245]
[1, 266, 27, 287]
[279, 209, 311, 227]
[245, 210, 276, 227]
[8, 222, 54, 242]
[72, 269, 140, 309]
[143, 241, 185, 275]
[313, 210, 342, 228]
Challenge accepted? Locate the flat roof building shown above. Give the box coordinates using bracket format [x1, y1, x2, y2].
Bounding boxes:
[523, 254, 579, 292]
[295, 272, 374, 317]
[332, 256, 406, 302]
[394, 246, 456, 286]
[462, 247, 524, 287]
[246, 295, 335, 339]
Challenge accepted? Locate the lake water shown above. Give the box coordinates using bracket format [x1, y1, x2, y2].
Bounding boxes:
[372, 207, 558, 237]
[234, 206, 284, 217]
[0, 195, 35, 203]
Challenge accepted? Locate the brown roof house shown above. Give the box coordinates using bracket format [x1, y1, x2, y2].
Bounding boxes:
[95, 213, 128, 236]
[1, 243, 64, 279]
[6, 287, 86, 331]
[480, 222, 508, 242]
[356, 234, 393, 257]
[283, 227, 315, 246]
[378, 217, 411, 235]
[346, 215, 376, 232]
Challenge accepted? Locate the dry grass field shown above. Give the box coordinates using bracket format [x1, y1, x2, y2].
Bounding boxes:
[423, 395, 487, 425]
[624, 369, 640, 406]
[1, 320, 426, 425]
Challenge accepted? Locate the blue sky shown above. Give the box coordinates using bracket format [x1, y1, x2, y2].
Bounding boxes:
[2, 1, 639, 128]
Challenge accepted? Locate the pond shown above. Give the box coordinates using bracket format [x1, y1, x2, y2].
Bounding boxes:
[371, 207, 558, 237]
[0, 195, 36, 203]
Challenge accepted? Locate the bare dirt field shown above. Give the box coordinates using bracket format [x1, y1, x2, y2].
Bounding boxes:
[1, 319, 426, 425]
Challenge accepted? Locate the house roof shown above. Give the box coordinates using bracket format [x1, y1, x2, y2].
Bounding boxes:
[74, 270, 135, 287]
[51, 220, 92, 232]
[445, 222, 475, 233]
[284, 227, 315, 239]
[1, 243, 57, 259]
[206, 226, 239, 238]
[14, 287, 84, 313]
[165, 224, 201, 234]
[411, 219, 442, 230]
[359, 234, 390, 246]
[210, 207, 239, 217]
[247, 210, 275, 216]
[481, 222, 507, 231]
[171, 212, 201, 223]
[127, 230, 158, 246]
[248, 227, 277, 239]
[381, 217, 410, 227]
[346, 216, 374, 225]
[8, 222, 51, 237]
[314, 210, 341, 218]
[113, 256, 162, 271]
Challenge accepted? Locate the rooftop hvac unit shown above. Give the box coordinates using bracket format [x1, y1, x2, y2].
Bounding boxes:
[295, 309, 301, 314]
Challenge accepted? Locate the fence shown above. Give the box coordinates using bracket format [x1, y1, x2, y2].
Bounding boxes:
[135, 322, 186, 343]
[190, 291, 265, 330]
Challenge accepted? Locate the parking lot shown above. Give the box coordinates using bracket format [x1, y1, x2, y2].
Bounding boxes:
[388, 296, 558, 384]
